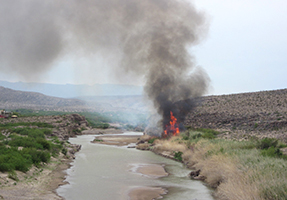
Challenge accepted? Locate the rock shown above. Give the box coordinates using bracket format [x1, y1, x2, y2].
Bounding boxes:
[136, 143, 151, 150]
[189, 170, 206, 180]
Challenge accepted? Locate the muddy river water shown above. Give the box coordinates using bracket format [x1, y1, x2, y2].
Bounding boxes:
[57, 133, 214, 200]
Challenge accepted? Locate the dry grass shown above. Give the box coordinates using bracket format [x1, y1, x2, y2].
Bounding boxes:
[152, 134, 287, 200]
[152, 136, 187, 153]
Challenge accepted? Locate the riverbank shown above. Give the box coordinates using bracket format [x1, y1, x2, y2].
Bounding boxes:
[141, 133, 287, 200]
[0, 114, 87, 200]
[94, 130, 287, 200]
[0, 155, 71, 200]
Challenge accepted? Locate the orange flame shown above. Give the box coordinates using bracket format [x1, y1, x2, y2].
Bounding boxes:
[164, 111, 180, 137]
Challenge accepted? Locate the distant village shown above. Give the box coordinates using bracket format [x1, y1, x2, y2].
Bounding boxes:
[0, 109, 17, 119]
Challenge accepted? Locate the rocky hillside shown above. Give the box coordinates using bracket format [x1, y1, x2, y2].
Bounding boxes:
[0, 86, 88, 112]
[1, 113, 90, 141]
[185, 89, 287, 141]
[0, 86, 149, 113]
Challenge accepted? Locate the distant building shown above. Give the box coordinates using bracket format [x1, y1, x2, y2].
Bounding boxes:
[0, 109, 13, 118]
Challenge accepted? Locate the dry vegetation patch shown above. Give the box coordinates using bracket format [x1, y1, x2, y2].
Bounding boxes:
[150, 130, 287, 200]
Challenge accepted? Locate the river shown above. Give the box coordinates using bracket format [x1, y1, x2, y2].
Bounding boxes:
[57, 133, 214, 200]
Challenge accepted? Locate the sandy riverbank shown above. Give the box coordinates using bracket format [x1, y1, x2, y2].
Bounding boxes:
[0, 156, 72, 200]
[92, 135, 141, 146]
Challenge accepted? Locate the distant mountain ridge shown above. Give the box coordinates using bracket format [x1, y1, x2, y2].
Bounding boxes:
[0, 86, 87, 111]
[0, 86, 149, 113]
[0, 80, 143, 98]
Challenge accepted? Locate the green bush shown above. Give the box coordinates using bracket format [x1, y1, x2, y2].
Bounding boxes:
[36, 138, 51, 150]
[0, 148, 32, 172]
[8, 171, 19, 181]
[61, 148, 67, 155]
[8, 136, 44, 149]
[174, 151, 183, 162]
[202, 132, 216, 139]
[261, 147, 286, 159]
[21, 148, 50, 164]
[148, 138, 157, 144]
[0, 133, 5, 140]
[43, 129, 52, 135]
[258, 138, 278, 150]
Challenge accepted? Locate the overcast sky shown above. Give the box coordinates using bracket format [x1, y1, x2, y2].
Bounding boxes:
[0, 0, 286, 95]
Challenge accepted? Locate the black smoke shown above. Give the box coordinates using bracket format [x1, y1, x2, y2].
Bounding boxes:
[0, 0, 209, 134]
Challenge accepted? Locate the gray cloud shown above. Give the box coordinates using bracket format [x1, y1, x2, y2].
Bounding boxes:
[0, 0, 209, 131]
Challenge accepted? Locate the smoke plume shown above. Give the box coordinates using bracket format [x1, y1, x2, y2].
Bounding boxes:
[0, 0, 209, 133]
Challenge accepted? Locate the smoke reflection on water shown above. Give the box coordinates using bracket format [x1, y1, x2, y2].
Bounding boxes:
[57, 133, 213, 200]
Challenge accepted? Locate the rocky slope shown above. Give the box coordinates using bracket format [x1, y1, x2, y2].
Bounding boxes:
[0, 86, 87, 112]
[185, 89, 287, 141]
[1, 113, 90, 140]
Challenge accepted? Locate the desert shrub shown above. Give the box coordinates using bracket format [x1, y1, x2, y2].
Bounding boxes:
[28, 129, 45, 139]
[0, 162, 13, 172]
[257, 138, 278, 150]
[0, 133, 5, 140]
[0, 122, 53, 129]
[173, 151, 183, 162]
[12, 127, 30, 135]
[184, 128, 219, 141]
[191, 133, 202, 139]
[8, 171, 19, 181]
[11, 128, 47, 139]
[0, 148, 32, 172]
[148, 138, 157, 144]
[8, 136, 43, 149]
[61, 148, 67, 155]
[8, 153, 31, 172]
[196, 128, 220, 136]
[31, 122, 53, 128]
[260, 147, 286, 159]
[21, 148, 50, 164]
[0, 125, 63, 172]
[43, 128, 52, 135]
[50, 143, 62, 157]
[72, 129, 81, 134]
[202, 132, 215, 139]
[36, 138, 51, 150]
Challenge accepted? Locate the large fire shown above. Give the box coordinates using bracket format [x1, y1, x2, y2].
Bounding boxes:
[164, 111, 180, 137]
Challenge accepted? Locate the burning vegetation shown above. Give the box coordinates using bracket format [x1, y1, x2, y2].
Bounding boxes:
[163, 111, 180, 137]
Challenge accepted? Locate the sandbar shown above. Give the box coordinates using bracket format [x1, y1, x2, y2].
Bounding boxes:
[128, 186, 167, 200]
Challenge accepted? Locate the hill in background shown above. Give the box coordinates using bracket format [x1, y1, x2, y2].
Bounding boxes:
[186, 88, 287, 142]
[0, 84, 286, 141]
[0, 80, 143, 98]
[0, 86, 150, 114]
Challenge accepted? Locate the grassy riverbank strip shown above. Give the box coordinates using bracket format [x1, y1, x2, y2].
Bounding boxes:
[0, 115, 86, 199]
[138, 129, 287, 200]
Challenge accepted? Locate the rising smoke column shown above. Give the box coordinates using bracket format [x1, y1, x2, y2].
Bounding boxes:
[0, 0, 209, 132]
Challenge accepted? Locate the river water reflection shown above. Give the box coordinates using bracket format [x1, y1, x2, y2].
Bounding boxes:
[57, 133, 214, 200]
